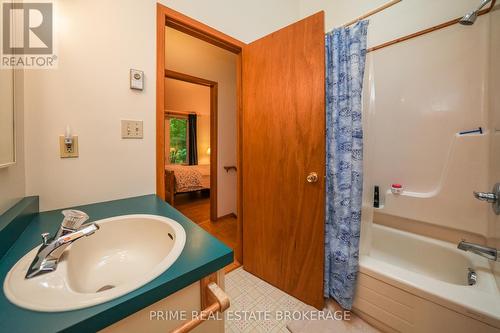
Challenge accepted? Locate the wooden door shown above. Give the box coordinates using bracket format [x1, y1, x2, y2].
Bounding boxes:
[242, 12, 325, 309]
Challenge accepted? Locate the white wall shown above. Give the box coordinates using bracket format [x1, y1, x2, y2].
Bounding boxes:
[164, 78, 211, 165]
[24, 1, 157, 211]
[487, 5, 500, 286]
[0, 70, 25, 214]
[488, 6, 500, 244]
[165, 27, 237, 217]
[24, 0, 300, 212]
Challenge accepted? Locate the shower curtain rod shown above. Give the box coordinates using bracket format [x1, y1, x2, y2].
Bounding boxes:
[366, 0, 497, 53]
[342, 0, 401, 27]
[338, 0, 496, 53]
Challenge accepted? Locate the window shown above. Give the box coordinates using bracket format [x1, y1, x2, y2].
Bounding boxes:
[168, 117, 188, 164]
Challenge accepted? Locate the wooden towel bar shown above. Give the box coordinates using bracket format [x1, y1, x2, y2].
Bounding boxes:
[170, 282, 230, 333]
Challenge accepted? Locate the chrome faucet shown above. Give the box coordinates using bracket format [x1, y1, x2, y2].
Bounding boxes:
[25, 210, 99, 279]
[473, 183, 500, 215]
[457, 240, 499, 262]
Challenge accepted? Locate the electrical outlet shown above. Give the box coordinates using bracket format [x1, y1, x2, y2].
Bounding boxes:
[59, 136, 79, 158]
[121, 120, 143, 139]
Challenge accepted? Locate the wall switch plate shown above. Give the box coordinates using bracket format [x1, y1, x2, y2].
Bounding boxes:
[59, 136, 79, 158]
[121, 120, 143, 139]
[130, 69, 144, 90]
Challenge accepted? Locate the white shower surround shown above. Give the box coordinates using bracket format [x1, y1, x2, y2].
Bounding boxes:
[363, 17, 490, 236]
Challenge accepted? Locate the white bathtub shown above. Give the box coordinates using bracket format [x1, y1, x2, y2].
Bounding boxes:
[354, 224, 500, 332]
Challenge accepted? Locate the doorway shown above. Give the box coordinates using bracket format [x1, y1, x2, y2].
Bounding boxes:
[164, 71, 218, 222]
[156, 5, 244, 269]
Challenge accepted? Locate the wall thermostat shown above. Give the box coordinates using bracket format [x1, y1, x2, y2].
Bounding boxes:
[130, 69, 144, 90]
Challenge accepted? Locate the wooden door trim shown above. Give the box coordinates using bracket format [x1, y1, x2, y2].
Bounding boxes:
[165, 69, 217, 87]
[162, 6, 244, 53]
[157, 3, 245, 263]
[165, 71, 218, 222]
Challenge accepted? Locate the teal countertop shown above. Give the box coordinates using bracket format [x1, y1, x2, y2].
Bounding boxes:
[0, 195, 233, 333]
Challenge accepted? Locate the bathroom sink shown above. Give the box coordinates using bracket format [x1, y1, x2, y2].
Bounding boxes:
[3, 214, 186, 312]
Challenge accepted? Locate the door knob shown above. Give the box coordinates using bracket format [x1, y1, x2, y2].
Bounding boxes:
[306, 172, 319, 183]
[474, 183, 500, 215]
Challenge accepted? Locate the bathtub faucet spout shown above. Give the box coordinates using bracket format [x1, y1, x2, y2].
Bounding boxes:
[457, 240, 499, 262]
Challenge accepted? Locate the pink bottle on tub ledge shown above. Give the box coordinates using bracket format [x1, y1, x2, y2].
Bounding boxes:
[391, 183, 403, 195]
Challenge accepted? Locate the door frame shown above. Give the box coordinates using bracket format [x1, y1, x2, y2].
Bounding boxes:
[165, 70, 218, 222]
[156, 4, 245, 263]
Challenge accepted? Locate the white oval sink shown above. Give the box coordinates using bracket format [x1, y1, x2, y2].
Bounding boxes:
[3, 214, 186, 312]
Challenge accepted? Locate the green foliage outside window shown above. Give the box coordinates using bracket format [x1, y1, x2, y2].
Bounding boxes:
[169, 118, 188, 164]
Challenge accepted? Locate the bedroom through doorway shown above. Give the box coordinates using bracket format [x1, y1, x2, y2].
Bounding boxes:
[162, 24, 239, 272]
[164, 72, 216, 220]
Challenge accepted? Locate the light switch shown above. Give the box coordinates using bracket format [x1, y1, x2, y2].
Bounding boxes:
[121, 120, 143, 139]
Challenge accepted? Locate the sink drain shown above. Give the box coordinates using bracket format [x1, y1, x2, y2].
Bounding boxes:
[96, 285, 115, 292]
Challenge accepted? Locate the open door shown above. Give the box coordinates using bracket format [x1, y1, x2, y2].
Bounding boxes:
[242, 12, 325, 309]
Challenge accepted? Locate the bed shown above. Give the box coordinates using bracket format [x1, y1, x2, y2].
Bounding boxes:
[164, 164, 210, 205]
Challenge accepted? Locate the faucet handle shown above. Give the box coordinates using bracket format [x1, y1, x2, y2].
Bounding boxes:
[41, 232, 50, 245]
[61, 210, 89, 230]
[473, 191, 497, 203]
[473, 183, 500, 215]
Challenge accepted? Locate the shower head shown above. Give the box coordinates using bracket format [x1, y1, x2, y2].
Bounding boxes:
[459, 11, 478, 25]
[459, 0, 492, 25]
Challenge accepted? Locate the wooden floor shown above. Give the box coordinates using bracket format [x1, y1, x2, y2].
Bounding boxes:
[175, 192, 240, 273]
[174, 191, 211, 223]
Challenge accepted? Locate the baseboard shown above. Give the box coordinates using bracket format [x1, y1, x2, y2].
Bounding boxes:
[217, 213, 237, 220]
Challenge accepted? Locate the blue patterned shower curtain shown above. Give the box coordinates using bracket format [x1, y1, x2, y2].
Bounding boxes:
[325, 20, 368, 310]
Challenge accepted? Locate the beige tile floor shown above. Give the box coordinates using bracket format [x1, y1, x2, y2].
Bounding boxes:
[287, 299, 380, 333]
[225, 267, 314, 332]
[224, 267, 379, 333]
